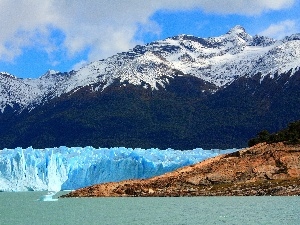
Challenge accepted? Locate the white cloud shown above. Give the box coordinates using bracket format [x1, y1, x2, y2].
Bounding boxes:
[72, 60, 88, 71]
[0, 0, 295, 66]
[259, 20, 298, 39]
[192, 0, 295, 15]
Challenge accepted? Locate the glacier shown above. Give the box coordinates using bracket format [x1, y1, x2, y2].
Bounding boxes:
[0, 146, 237, 192]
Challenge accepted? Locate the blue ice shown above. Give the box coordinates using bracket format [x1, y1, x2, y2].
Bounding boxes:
[0, 146, 237, 191]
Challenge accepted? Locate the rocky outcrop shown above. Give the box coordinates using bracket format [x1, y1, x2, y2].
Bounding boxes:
[62, 142, 300, 197]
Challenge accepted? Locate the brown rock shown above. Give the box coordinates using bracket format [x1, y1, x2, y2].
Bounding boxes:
[61, 142, 300, 197]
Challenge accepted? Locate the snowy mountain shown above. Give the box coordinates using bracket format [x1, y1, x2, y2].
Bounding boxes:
[1, 25, 300, 113]
[0, 25, 300, 149]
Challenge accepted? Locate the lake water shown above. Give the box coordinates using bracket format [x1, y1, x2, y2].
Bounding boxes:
[0, 191, 299, 225]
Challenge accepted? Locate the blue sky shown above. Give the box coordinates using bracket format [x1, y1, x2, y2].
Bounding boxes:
[0, 0, 299, 78]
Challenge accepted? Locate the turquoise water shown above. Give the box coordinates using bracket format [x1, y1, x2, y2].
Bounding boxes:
[0, 191, 299, 225]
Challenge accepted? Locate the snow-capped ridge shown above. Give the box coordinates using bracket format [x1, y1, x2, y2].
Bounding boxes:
[1, 25, 300, 112]
[227, 25, 246, 34]
[0, 72, 17, 79]
[250, 35, 276, 47]
[40, 69, 61, 78]
[283, 33, 300, 42]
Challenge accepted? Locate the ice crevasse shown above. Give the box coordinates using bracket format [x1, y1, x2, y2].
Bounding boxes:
[0, 146, 237, 192]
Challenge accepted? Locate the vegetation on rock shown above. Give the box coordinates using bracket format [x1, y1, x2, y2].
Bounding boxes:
[248, 120, 300, 147]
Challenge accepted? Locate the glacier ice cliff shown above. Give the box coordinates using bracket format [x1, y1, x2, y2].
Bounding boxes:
[0, 146, 237, 192]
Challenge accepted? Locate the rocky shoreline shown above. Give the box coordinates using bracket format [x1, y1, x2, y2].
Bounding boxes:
[62, 142, 300, 197]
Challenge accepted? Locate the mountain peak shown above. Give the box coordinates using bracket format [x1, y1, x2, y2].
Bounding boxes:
[225, 25, 252, 42]
[1, 25, 300, 113]
[0, 71, 17, 78]
[41, 69, 60, 78]
[227, 25, 247, 35]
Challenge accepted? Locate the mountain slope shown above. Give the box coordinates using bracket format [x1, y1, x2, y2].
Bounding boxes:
[0, 26, 300, 149]
[1, 25, 300, 113]
[1, 70, 299, 149]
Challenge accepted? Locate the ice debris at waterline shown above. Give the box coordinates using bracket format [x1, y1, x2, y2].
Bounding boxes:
[39, 192, 58, 201]
[0, 146, 237, 192]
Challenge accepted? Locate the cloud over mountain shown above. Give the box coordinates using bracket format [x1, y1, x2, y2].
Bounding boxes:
[259, 20, 299, 39]
[0, 0, 295, 68]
